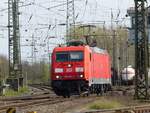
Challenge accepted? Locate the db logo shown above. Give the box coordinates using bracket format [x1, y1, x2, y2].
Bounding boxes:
[66, 68, 72, 72]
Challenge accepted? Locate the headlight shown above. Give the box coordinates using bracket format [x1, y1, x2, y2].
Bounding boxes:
[55, 68, 63, 73]
[56, 75, 60, 79]
[80, 74, 83, 78]
[68, 64, 71, 67]
[75, 67, 84, 72]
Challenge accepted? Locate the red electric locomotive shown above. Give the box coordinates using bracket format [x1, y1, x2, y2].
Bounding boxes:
[51, 42, 111, 97]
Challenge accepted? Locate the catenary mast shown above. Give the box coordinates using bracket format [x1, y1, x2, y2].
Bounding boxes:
[7, 0, 23, 90]
[134, 0, 149, 99]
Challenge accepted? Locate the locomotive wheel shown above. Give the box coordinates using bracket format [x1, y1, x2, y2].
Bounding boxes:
[96, 87, 100, 96]
[62, 91, 66, 98]
[104, 85, 107, 93]
[86, 89, 90, 96]
[87, 92, 89, 96]
[63, 95, 67, 98]
[67, 91, 70, 98]
[96, 85, 101, 96]
[100, 85, 104, 96]
[78, 85, 81, 96]
[62, 90, 70, 98]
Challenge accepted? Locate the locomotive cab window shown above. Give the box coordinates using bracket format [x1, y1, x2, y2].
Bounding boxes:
[56, 51, 83, 62]
[56, 52, 69, 62]
[70, 51, 83, 61]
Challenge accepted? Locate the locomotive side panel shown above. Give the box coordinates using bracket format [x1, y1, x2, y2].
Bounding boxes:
[89, 52, 111, 86]
[84, 46, 92, 81]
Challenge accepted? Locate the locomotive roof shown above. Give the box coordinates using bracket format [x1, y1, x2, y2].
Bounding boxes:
[90, 47, 107, 54]
[53, 45, 107, 54]
[53, 45, 85, 51]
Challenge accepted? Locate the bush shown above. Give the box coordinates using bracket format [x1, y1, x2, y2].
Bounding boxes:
[89, 100, 122, 109]
[4, 86, 29, 97]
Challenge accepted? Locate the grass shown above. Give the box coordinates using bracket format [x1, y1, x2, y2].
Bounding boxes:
[88, 98, 123, 109]
[4, 86, 29, 97]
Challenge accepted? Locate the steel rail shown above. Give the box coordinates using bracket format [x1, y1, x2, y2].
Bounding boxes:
[83, 105, 150, 113]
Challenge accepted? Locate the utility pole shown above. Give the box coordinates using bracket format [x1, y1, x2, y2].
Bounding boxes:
[7, 0, 23, 91]
[125, 41, 129, 85]
[112, 30, 117, 85]
[134, 0, 149, 99]
[31, 34, 36, 64]
[111, 9, 118, 85]
[66, 0, 75, 40]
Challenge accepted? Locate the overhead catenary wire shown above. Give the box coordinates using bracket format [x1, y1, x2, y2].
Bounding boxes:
[0, 2, 34, 12]
[0, 0, 134, 62]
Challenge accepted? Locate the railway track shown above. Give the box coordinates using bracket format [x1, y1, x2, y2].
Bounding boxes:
[0, 98, 68, 113]
[0, 84, 67, 112]
[0, 84, 138, 113]
[0, 83, 82, 113]
[0, 93, 72, 113]
[82, 105, 150, 113]
[0, 93, 55, 101]
[29, 84, 52, 90]
[28, 84, 53, 95]
[29, 83, 135, 95]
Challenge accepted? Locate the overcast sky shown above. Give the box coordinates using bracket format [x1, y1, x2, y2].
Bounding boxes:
[0, 0, 137, 62]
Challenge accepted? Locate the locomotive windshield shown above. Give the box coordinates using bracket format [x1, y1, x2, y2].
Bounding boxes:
[56, 52, 69, 62]
[70, 52, 83, 61]
[56, 51, 83, 62]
